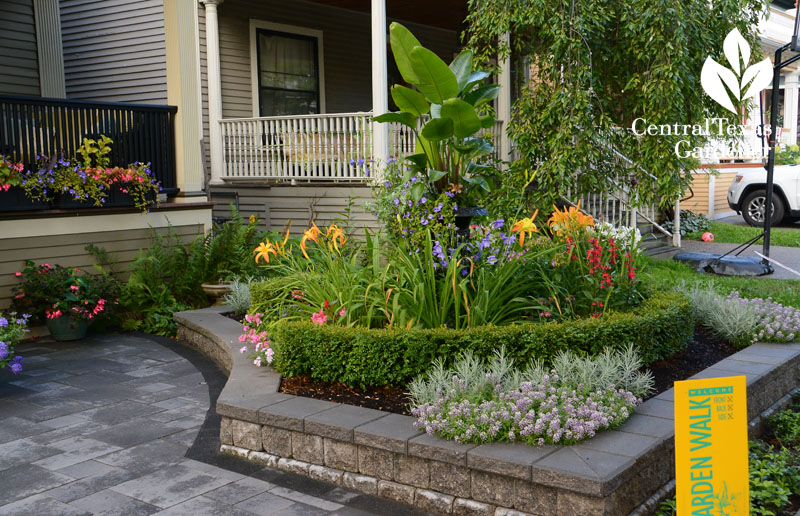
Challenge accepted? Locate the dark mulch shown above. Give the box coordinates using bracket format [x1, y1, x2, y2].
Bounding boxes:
[224, 311, 245, 324]
[279, 325, 739, 414]
[645, 326, 738, 399]
[280, 375, 411, 415]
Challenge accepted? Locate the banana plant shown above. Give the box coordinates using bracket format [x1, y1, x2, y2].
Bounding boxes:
[373, 22, 502, 203]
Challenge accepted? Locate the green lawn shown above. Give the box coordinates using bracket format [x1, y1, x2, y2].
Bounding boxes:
[642, 256, 800, 308]
[686, 220, 800, 248]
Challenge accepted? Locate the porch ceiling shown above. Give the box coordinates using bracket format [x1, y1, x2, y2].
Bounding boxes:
[306, 0, 468, 31]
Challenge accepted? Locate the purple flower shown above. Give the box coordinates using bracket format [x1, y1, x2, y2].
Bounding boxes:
[420, 197, 427, 204]
[421, 218, 429, 226]
[434, 203, 443, 213]
[492, 219, 505, 229]
[357, 158, 365, 167]
[384, 180, 392, 188]
[12, 356, 23, 364]
[349, 159, 356, 166]
[393, 198, 400, 206]
[487, 255, 498, 265]
[0, 342, 7, 360]
[10, 362, 22, 374]
[0, 318, 7, 327]
[445, 191, 455, 198]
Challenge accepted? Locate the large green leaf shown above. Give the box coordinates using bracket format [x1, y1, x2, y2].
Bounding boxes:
[463, 71, 491, 93]
[420, 117, 454, 141]
[372, 111, 416, 128]
[405, 153, 429, 170]
[464, 84, 501, 108]
[440, 98, 481, 138]
[479, 114, 496, 129]
[409, 47, 459, 104]
[410, 182, 426, 202]
[391, 85, 429, 116]
[452, 137, 493, 155]
[449, 50, 473, 92]
[389, 22, 421, 84]
[428, 169, 448, 182]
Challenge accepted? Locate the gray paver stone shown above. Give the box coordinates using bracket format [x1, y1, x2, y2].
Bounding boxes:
[555, 490, 605, 516]
[633, 398, 674, 420]
[394, 453, 430, 489]
[574, 430, 660, 458]
[358, 445, 395, 480]
[416, 488, 455, 514]
[292, 432, 323, 464]
[262, 425, 292, 456]
[324, 438, 358, 471]
[378, 480, 415, 505]
[533, 447, 634, 496]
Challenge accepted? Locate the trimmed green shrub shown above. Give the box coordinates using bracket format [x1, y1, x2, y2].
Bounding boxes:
[270, 292, 692, 387]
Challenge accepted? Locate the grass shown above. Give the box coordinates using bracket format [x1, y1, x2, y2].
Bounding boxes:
[686, 220, 800, 248]
[642, 255, 800, 308]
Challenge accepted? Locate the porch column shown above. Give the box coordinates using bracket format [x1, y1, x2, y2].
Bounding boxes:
[201, 0, 225, 184]
[783, 71, 799, 146]
[497, 33, 513, 162]
[371, 0, 389, 172]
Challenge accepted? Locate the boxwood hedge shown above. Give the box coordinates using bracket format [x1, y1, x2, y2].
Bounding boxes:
[267, 292, 692, 387]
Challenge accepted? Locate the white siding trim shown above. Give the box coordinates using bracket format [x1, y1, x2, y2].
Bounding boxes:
[248, 19, 326, 116]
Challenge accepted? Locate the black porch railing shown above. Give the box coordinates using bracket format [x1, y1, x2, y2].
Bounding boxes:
[0, 94, 179, 195]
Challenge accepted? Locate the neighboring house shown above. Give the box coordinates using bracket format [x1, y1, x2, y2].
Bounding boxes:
[684, 2, 800, 220]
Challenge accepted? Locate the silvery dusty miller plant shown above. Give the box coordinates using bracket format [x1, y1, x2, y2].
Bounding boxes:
[408, 346, 653, 446]
[223, 277, 253, 314]
[679, 284, 758, 348]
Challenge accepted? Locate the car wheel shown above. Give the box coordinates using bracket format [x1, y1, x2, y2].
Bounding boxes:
[741, 189, 785, 227]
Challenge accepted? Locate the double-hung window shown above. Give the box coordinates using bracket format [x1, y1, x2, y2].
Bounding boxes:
[256, 29, 320, 116]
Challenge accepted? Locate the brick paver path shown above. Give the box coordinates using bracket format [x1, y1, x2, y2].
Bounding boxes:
[0, 333, 430, 516]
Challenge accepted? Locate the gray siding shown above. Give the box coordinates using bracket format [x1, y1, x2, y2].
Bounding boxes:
[0, 224, 203, 309]
[0, 0, 40, 97]
[209, 184, 379, 237]
[60, 0, 168, 104]
[199, 0, 459, 170]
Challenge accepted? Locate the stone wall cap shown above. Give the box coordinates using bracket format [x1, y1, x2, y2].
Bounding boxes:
[408, 433, 475, 466]
[259, 397, 341, 431]
[467, 442, 557, 481]
[304, 404, 387, 442]
[532, 447, 635, 496]
[354, 413, 423, 453]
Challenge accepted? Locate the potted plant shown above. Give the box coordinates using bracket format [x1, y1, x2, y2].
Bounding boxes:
[10, 261, 115, 341]
[373, 22, 502, 232]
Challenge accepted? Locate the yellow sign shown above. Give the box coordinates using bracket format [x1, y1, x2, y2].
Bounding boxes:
[675, 376, 749, 516]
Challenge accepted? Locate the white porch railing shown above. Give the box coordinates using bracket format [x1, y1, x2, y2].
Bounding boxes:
[219, 113, 505, 180]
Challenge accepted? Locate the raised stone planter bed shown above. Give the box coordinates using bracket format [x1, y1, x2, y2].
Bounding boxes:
[175, 306, 800, 516]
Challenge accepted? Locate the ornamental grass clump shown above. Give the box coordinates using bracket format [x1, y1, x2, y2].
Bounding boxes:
[409, 345, 653, 446]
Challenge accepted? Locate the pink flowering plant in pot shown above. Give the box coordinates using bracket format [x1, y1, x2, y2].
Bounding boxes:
[0, 312, 30, 375]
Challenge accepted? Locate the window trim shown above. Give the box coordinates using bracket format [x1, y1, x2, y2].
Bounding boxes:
[248, 20, 326, 117]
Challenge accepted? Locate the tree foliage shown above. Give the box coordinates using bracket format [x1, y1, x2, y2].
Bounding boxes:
[465, 0, 769, 209]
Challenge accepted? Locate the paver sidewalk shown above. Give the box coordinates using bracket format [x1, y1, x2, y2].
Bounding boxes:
[0, 333, 431, 516]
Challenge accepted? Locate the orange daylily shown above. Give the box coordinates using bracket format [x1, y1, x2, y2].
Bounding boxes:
[326, 224, 347, 253]
[300, 222, 322, 260]
[253, 229, 291, 264]
[510, 209, 540, 246]
[547, 202, 594, 236]
[253, 242, 278, 264]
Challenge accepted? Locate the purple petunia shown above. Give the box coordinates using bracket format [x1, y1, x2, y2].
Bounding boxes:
[10, 363, 22, 374]
[0, 318, 7, 327]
